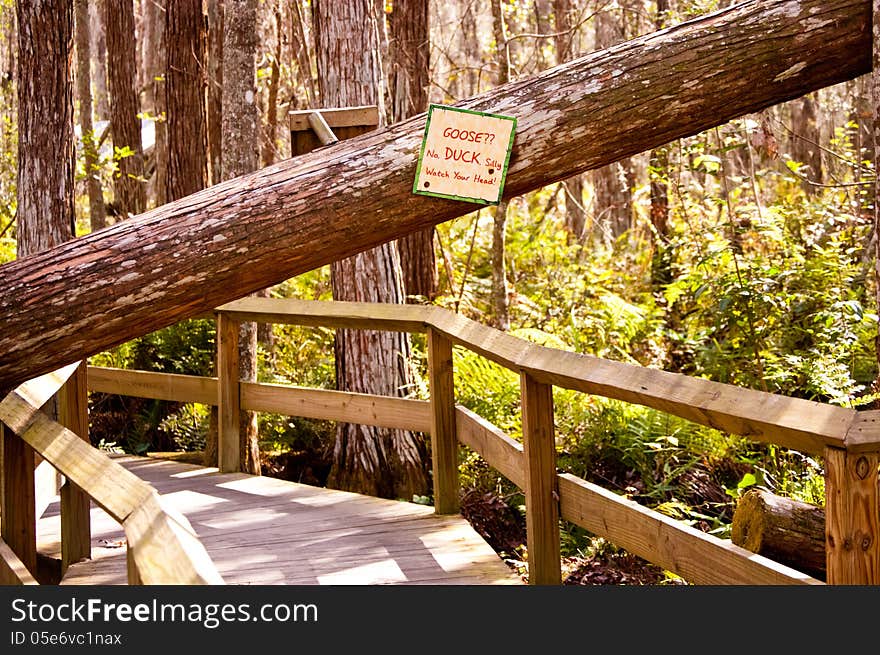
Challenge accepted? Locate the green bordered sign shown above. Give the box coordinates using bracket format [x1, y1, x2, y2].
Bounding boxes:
[413, 104, 516, 206]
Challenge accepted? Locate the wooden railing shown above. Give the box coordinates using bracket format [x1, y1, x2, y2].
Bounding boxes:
[0, 363, 223, 585]
[89, 298, 880, 585]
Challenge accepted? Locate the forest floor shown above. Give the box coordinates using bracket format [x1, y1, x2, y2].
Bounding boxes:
[457, 486, 677, 585]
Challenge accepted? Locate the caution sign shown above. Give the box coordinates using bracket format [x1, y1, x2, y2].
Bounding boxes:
[413, 104, 516, 206]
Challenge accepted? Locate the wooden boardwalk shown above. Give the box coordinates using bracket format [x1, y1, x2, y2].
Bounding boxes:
[36, 455, 521, 585]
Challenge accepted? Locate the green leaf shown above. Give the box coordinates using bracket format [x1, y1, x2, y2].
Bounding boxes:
[737, 472, 757, 490]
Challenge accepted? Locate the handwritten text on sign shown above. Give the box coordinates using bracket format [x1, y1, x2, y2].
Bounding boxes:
[413, 105, 516, 205]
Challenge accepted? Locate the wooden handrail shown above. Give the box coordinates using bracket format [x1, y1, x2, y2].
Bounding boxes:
[216, 297, 867, 454]
[0, 367, 223, 585]
[82, 299, 880, 584]
[212, 298, 879, 584]
[86, 364, 823, 584]
[455, 408, 821, 585]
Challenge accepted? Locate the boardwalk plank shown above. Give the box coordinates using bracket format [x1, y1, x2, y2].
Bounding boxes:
[42, 455, 519, 586]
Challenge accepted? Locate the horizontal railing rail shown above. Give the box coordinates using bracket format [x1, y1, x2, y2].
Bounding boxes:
[0, 365, 223, 585]
[217, 297, 875, 454]
[85, 297, 880, 584]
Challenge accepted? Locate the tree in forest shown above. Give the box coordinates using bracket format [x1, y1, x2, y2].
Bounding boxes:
[105, 0, 145, 218]
[591, 1, 633, 240]
[89, 0, 109, 121]
[164, 0, 207, 201]
[648, 0, 671, 286]
[221, 0, 261, 475]
[16, 0, 75, 256]
[788, 92, 824, 195]
[164, 0, 212, 464]
[313, 0, 428, 500]
[207, 0, 223, 185]
[490, 0, 511, 330]
[260, 0, 282, 169]
[6, 0, 76, 577]
[141, 0, 166, 207]
[873, 0, 880, 407]
[553, 0, 586, 241]
[390, 0, 437, 302]
[75, 0, 106, 232]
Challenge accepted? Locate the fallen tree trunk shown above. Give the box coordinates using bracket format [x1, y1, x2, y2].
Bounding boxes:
[731, 488, 826, 580]
[0, 0, 870, 391]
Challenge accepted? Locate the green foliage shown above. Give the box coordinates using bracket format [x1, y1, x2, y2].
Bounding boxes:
[158, 403, 209, 452]
[453, 346, 521, 435]
[89, 319, 216, 454]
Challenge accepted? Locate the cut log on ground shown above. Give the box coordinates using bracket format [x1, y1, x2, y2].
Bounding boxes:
[731, 488, 826, 581]
[0, 0, 870, 391]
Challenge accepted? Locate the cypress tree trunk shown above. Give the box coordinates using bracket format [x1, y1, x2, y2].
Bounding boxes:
[591, 2, 633, 240]
[141, 0, 166, 207]
[872, 0, 880, 408]
[553, 0, 586, 241]
[391, 0, 437, 302]
[221, 0, 261, 476]
[261, 1, 281, 168]
[75, 0, 107, 232]
[89, 0, 110, 121]
[16, 0, 76, 256]
[164, 0, 207, 202]
[490, 0, 510, 330]
[649, 0, 671, 286]
[105, 0, 146, 218]
[789, 93, 824, 194]
[314, 0, 428, 500]
[206, 0, 224, 185]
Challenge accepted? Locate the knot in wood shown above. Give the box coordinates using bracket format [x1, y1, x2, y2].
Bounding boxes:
[843, 538, 853, 551]
[856, 456, 870, 480]
[862, 536, 872, 551]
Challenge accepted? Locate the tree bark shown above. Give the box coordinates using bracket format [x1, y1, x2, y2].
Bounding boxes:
[0, 0, 871, 391]
[314, 0, 428, 500]
[260, 1, 281, 169]
[75, 0, 107, 232]
[649, 0, 670, 285]
[390, 0, 437, 302]
[207, 0, 224, 186]
[290, 0, 316, 108]
[142, 0, 165, 207]
[789, 93, 824, 194]
[553, 0, 586, 241]
[731, 488, 826, 580]
[490, 0, 510, 330]
[16, 0, 76, 256]
[221, 0, 261, 476]
[105, 0, 146, 218]
[164, 0, 207, 202]
[491, 200, 511, 331]
[873, 0, 880, 410]
[592, 2, 633, 240]
[459, 0, 479, 97]
[90, 0, 110, 121]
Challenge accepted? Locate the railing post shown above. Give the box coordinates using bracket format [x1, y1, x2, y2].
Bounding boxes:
[126, 543, 142, 585]
[1, 424, 37, 575]
[58, 361, 92, 574]
[217, 312, 241, 473]
[520, 372, 561, 585]
[824, 446, 880, 584]
[427, 327, 459, 514]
